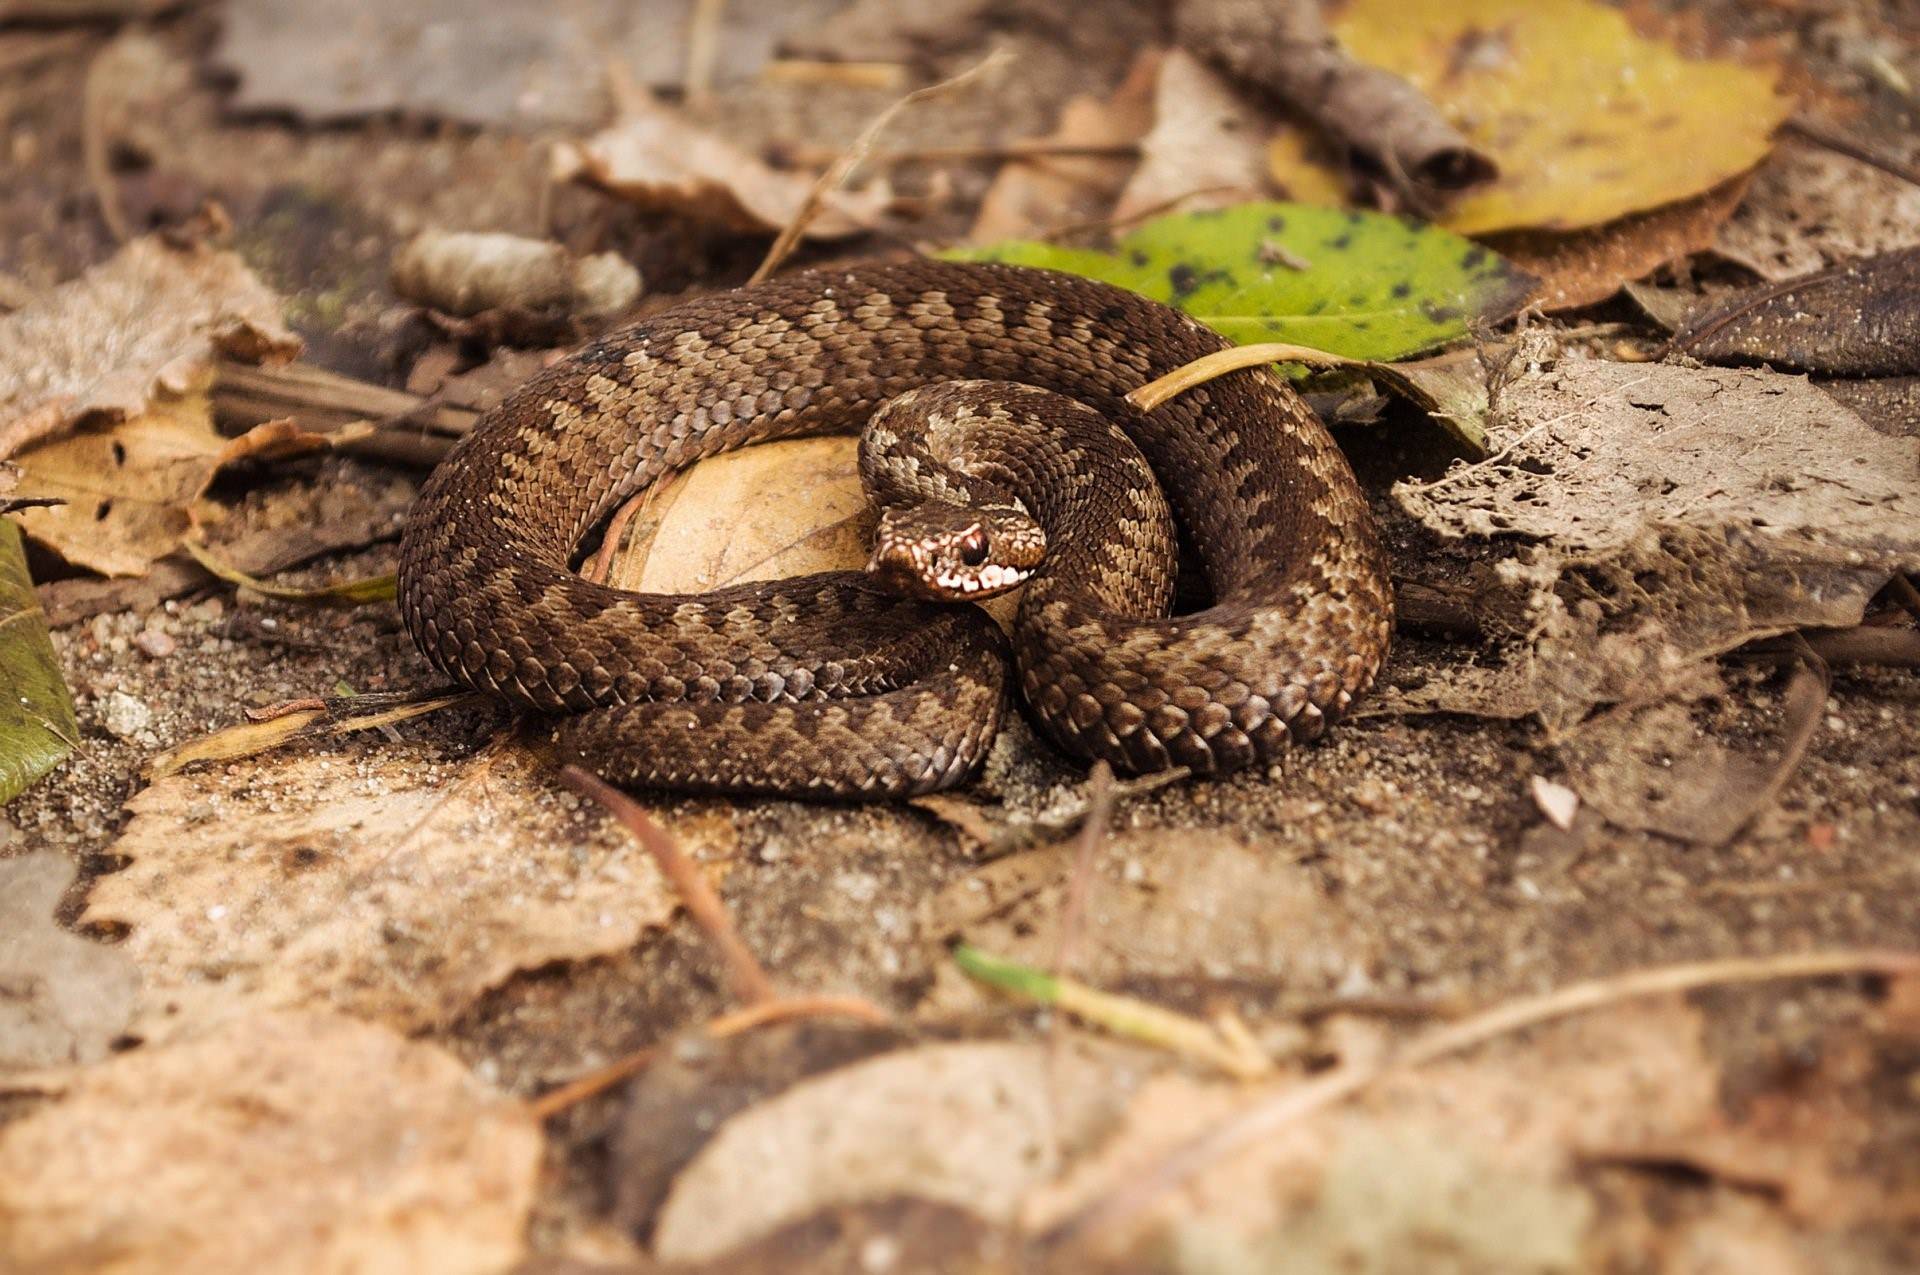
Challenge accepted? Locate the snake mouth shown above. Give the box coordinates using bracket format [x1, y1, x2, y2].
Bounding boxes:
[864, 551, 1032, 602]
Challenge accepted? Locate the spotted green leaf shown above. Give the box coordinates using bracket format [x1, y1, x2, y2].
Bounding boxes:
[949, 202, 1532, 362]
[1, 519, 78, 804]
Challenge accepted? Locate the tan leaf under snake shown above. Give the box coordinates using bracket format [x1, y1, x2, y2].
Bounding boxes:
[397, 260, 1393, 799]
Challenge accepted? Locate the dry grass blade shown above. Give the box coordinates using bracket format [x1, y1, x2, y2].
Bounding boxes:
[748, 49, 1010, 285]
[1127, 343, 1357, 412]
[1048, 948, 1920, 1249]
[559, 764, 776, 1006]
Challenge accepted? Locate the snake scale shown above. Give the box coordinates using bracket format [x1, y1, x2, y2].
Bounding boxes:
[397, 260, 1393, 799]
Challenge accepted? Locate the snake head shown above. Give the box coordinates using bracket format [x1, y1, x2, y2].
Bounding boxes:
[867, 502, 1045, 601]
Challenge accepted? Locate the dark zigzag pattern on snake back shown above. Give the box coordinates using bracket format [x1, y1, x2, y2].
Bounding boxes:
[396, 260, 1393, 799]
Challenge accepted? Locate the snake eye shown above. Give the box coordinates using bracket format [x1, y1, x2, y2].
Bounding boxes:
[957, 528, 989, 567]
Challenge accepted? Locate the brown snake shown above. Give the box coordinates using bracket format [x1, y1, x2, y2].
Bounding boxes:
[397, 260, 1393, 799]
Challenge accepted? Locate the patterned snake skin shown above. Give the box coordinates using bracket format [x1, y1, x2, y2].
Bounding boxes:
[397, 260, 1393, 799]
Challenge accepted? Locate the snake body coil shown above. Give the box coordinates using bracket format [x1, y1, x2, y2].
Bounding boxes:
[397, 260, 1393, 799]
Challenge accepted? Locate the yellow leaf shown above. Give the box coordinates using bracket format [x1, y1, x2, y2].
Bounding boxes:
[1271, 0, 1792, 235]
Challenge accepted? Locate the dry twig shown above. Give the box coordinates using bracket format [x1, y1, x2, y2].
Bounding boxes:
[749, 49, 1009, 285]
[1048, 948, 1920, 1248]
[558, 764, 777, 1006]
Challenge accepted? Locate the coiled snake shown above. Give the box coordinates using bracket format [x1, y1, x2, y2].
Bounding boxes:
[397, 260, 1393, 799]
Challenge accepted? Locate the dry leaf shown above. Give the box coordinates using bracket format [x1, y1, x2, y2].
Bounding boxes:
[0, 1011, 541, 1275]
[83, 737, 736, 1042]
[1718, 138, 1920, 280]
[969, 50, 1160, 243]
[1113, 50, 1271, 225]
[8, 383, 329, 577]
[608, 436, 874, 594]
[1265, 0, 1792, 236]
[0, 853, 137, 1073]
[558, 95, 893, 239]
[1489, 174, 1754, 312]
[1671, 245, 1920, 377]
[0, 236, 298, 460]
[216, 0, 844, 128]
[1392, 357, 1920, 727]
[652, 1041, 1120, 1263]
[1031, 999, 1720, 1250]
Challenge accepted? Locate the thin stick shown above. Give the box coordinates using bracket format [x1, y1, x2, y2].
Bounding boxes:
[781, 139, 1143, 169]
[682, 0, 726, 108]
[1043, 762, 1116, 1170]
[1047, 948, 1920, 1247]
[1053, 762, 1114, 977]
[1127, 343, 1356, 413]
[559, 764, 778, 1006]
[525, 994, 893, 1119]
[81, 41, 129, 243]
[584, 487, 658, 586]
[1784, 116, 1920, 191]
[749, 49, 1009, 285]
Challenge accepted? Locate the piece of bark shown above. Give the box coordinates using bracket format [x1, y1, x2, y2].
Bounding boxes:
[213, 359, 477, 467]
[1669, 245, 1920, 377]
[1177, 0, 1495, 203]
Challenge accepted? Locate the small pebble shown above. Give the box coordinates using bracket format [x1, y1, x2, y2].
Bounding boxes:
[101, 690, 153, 740]
[135, 628, 176, 658]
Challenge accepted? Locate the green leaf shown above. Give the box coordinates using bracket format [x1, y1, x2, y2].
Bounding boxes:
[1, 519, 79, 804]
[948, 202, 1533, 362]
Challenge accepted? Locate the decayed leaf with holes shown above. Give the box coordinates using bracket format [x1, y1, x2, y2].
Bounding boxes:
[0, 1011, 541, 1275]
[84, 736, 736, 1043]
[1264, 0, 1790, 236]
[956, 201, 1531, 360]
[0, 236, 298, 460]
[1390, 357, 1920, 728]
[0, 521, 77, 803]
[0, 853, 136, 1071]
[7, 382, 330, 577]
[557, 95, 893, 239]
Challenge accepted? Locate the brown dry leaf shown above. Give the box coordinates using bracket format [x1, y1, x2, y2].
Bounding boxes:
[651, 1040, 1126, 1264]
[1718, 138, 1920, 280]
[1391, 356, 1920, 728]
[1671, 245, 1920, 377]
[608, 436, 874, 594]
[558, 95, 893, 239]
[83, 736, 736, 1043]
[0, 236, 298, 460]
[1489, 174, 1754, 312]
[1559, 669, 1824, 847]
[968, 50, 1160, 243]
[0, 853, 137, 1073]
[216, 0, 844, 128]
[0, 1011, 541, 1275]
[1031, 998, 1719, 1256]
[1112, 50, 1272, 225]
[8, 383, 332, 577]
